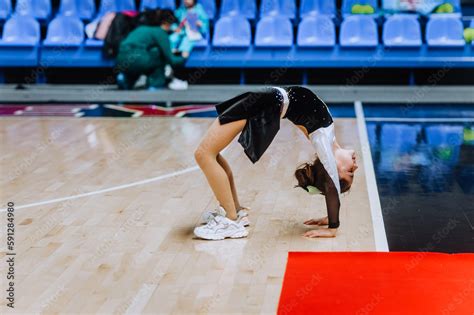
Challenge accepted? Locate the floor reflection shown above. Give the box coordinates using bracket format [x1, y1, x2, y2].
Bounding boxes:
[368, 122, 474, 253]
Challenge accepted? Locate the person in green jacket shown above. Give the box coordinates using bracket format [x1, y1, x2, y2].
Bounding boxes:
[170, 0, 209, 53]
[116, 9, 188, 90]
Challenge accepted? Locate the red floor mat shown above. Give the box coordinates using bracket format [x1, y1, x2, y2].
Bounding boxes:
[278, 252, 474, 315]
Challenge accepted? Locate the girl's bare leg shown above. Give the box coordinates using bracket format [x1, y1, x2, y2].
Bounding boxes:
[217, 153, 243, 211]
[194, 118, 246, 220]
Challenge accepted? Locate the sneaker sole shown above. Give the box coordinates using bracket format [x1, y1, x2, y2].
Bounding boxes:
[201, 219, 250, 227]
[194, 229, 249, 241]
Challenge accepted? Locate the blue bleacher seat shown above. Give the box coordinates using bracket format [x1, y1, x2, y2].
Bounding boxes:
[140, 0, 159, 10]
[77, 0, 96, 20]
[41, 16, 112, 67]
[0, 0, 12, 20]
[59, 0, 78, 16]
[383, 14, 422, 47]
[43, 16, 84, 46]
[0, 15, 40, 66]
[340, 15, 378, 47]
[213, 15, 251, 47]
[193, 32, 210, 48]
[15, 0, 51, 20]
[98, 0, 118, 16]
[255, 15, 293, 47]
[141, 0, 176, 10]
[59, 0, 96, 20]
[426, 15, 465, 47]
[299, 0, 336, 18]
[297, 15, 335, 47]
[220, 0, 256, 19]
[98, 0, 135, 14]
[85, 39, 104, 47]
[196, 0, 216, 19]
[0, 15, 40, 45]
[342, 0, 378, 16]
[118, 0, 136, 11]
[259, 0, 296, 19]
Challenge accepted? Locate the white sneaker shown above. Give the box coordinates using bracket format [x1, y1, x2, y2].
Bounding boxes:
[168, 78, 188, 90]
[194, 216, 249, 240]
[164, 65, 173, 78]
[201, 206, 250, 226]
[134, 75, 147, 88]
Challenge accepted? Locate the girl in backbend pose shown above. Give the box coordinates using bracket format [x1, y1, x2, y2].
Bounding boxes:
[193, 86, 359, 240]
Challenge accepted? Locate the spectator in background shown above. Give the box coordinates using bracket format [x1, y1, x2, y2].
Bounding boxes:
[116, 9, 188, 91]
[170, 0, 209, 54]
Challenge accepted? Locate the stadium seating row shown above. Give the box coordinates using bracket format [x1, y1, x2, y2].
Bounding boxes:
[0, 14, 469, 49]
[1, 13, 472, 72]
[0, 0, 463, 21]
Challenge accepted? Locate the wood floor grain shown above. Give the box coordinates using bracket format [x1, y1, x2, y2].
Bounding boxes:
[0, 117, 375, 314]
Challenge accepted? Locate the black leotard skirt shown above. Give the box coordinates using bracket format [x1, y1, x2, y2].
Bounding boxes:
[215, 87, 283, 164]
[215, 86, 333, 164]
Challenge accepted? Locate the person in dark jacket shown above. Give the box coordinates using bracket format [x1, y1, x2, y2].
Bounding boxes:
[116, 10, 188, 90]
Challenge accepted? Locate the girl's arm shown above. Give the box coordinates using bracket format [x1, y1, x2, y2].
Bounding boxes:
[196, 4, 210, 35]
[323, 178, 341, 229]
[154, 30, 186, 66]
[171, 8, 185, 32]
[303, 181, 339, 237]
[305, 124, 341, 237]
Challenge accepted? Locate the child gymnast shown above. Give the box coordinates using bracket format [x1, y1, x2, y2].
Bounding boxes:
[193, 86, 358, 240]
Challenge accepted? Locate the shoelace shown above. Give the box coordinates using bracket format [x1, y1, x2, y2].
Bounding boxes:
[206, 216, 220, 229]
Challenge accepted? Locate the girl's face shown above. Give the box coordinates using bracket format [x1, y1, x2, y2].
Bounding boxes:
[184, 0, 196, 8]
[335, 148, 358, 186]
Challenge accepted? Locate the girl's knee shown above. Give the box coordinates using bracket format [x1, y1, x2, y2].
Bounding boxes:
[194, 148, 204, 164]
[194, 146, 213, 165]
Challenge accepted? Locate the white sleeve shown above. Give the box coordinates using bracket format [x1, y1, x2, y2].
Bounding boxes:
[309, 124, 341, 194]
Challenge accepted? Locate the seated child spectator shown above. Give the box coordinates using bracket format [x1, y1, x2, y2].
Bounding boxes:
[116, 9, 188, 90]
[383, 0, 455, 15]
[170, 0, 209, 54]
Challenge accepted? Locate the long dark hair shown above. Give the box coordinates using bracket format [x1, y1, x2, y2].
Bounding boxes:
[141, 9, 177, 26]
[294, 157, 351, 194]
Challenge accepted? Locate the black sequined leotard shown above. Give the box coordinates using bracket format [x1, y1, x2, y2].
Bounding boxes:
[214, 86, 340, 229]
[215, 86, 334, 163]
[282, 86, 334, 134]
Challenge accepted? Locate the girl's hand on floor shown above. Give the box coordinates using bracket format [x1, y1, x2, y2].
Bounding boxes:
[304, 216, 328, 226]
[303, 228, 337, 238]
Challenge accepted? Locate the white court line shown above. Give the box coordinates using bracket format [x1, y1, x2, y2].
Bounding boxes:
[2, 129, 228, 212]
[175, 107, 215, 117]
[354, 101, 389, 252]
[0, 166, 199, 212]
[366, 117, 474, 123]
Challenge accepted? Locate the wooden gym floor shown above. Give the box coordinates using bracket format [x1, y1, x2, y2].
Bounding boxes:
[0, 116, 375, 314]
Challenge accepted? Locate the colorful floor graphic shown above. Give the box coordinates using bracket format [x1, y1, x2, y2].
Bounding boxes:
[0, 104, 217, 118]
